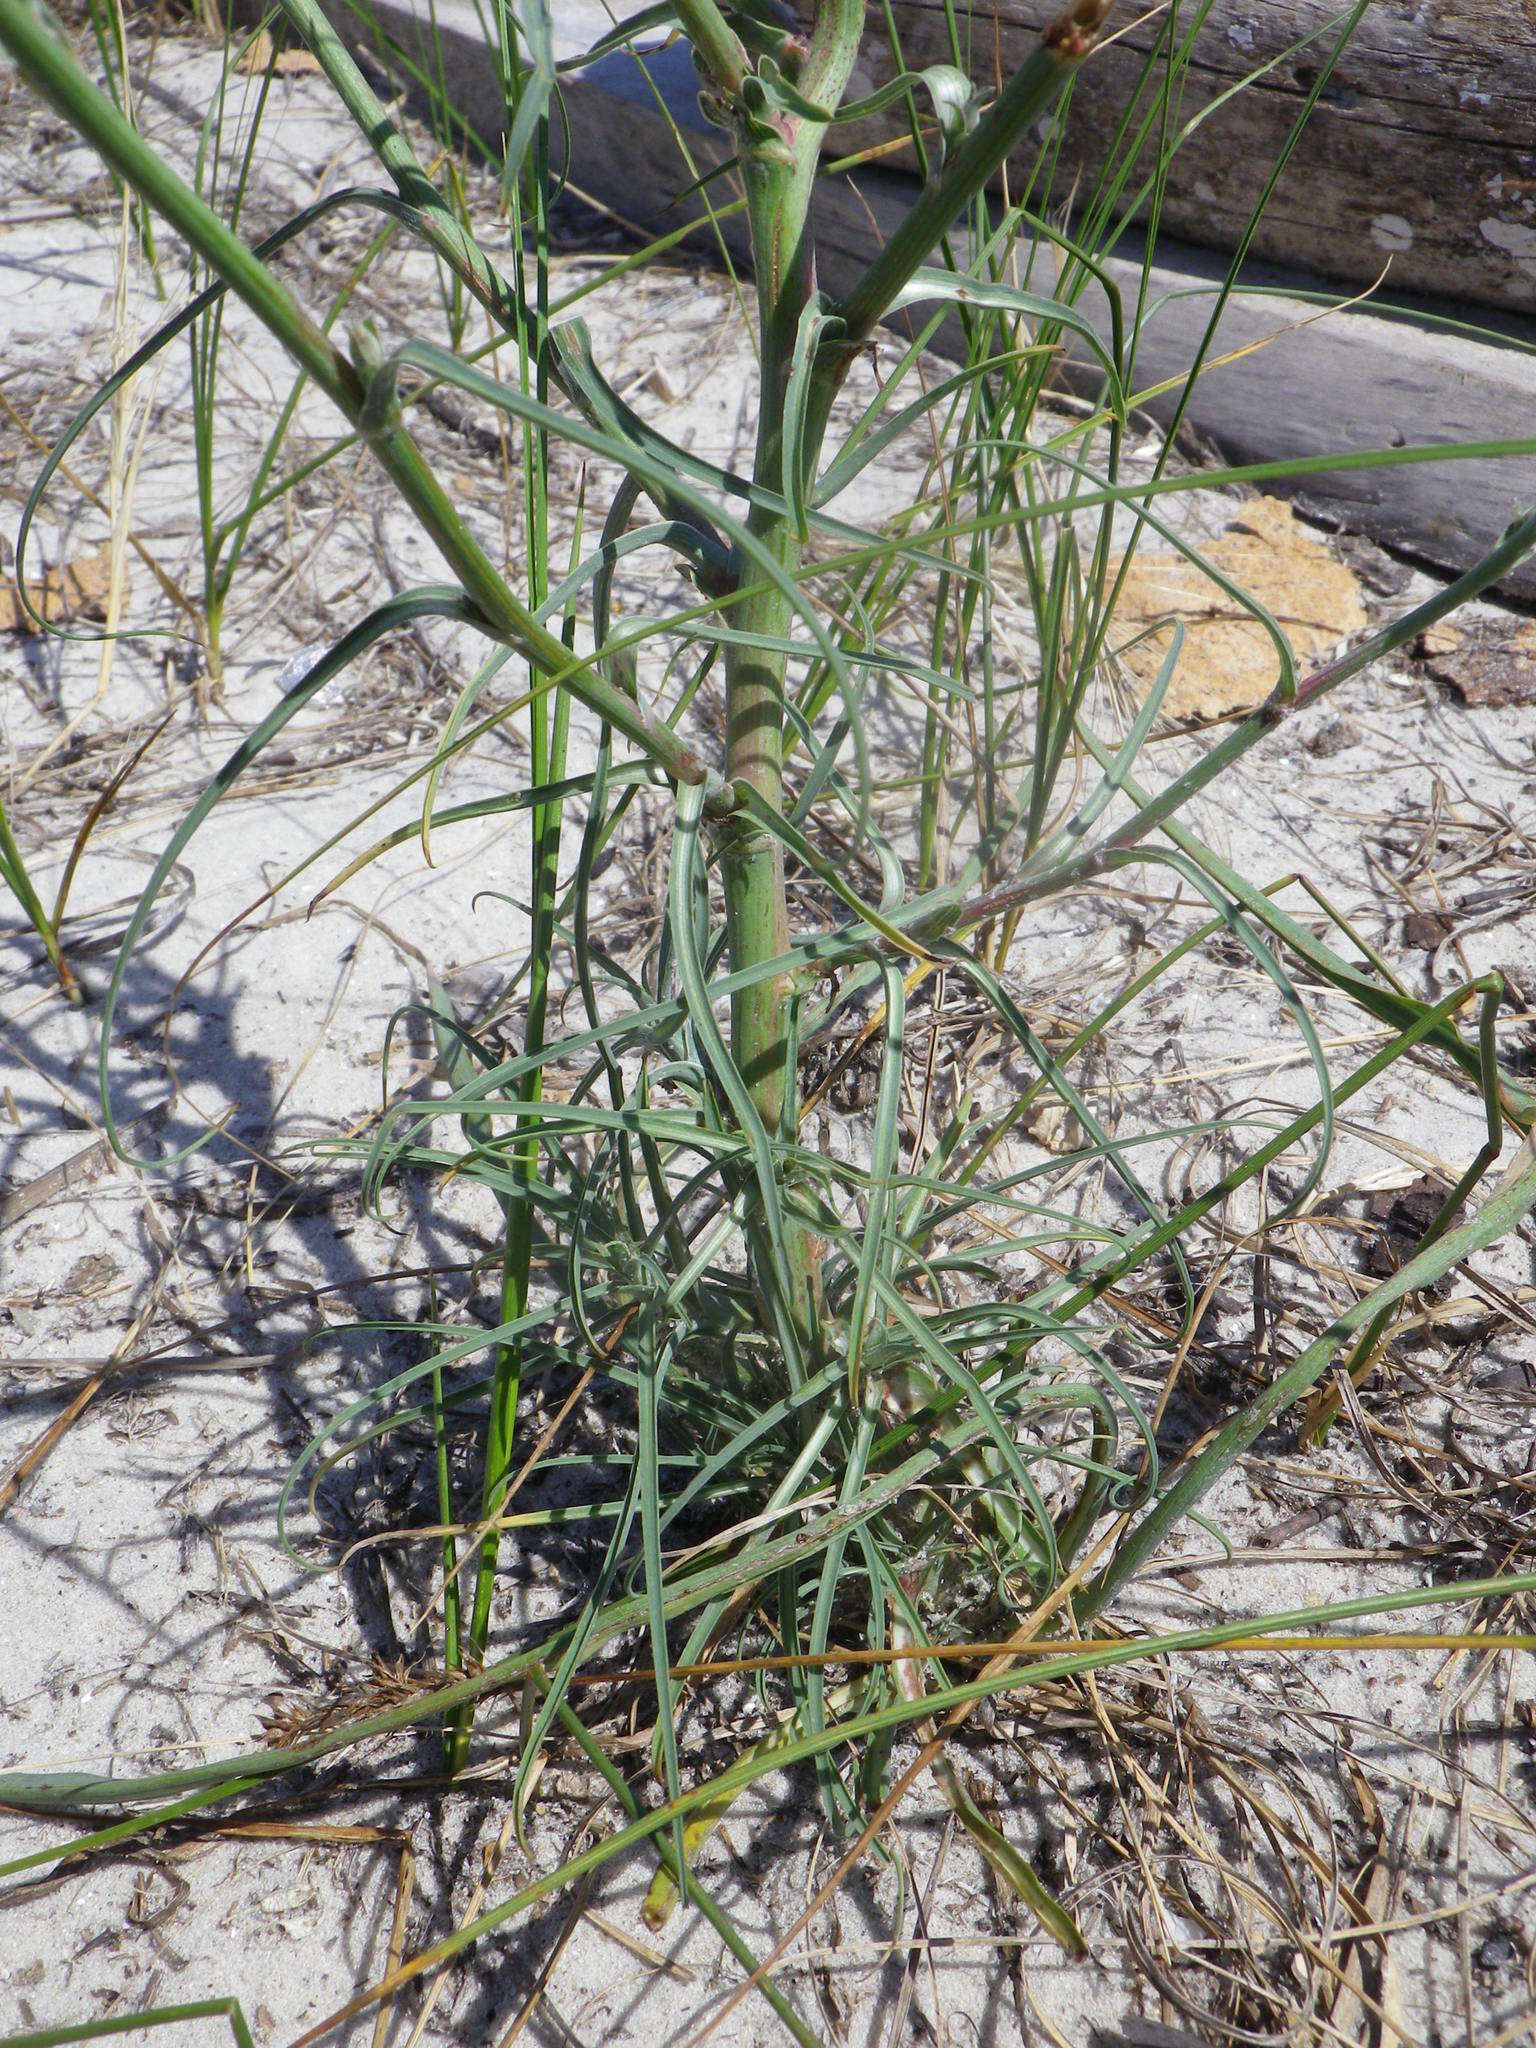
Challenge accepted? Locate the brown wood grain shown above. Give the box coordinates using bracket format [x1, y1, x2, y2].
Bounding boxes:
[834, 2, 1536, 314]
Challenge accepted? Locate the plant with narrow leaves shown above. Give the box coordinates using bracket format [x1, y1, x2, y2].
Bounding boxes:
[4, 0, 1536, 2036]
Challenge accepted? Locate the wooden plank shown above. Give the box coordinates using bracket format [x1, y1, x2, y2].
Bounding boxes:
[838, 2, 1536, 315]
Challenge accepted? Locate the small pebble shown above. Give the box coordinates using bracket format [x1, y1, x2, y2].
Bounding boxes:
[1475, 1933, 1517, 1974]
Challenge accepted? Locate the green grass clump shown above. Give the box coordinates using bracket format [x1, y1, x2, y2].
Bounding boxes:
[3, 0, 1536, 2038]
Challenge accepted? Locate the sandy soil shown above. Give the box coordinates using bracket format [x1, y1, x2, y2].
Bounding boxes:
[2, 18, 1535, 2048]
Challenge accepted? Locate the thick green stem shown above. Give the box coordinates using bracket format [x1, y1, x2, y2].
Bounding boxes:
[673, 0, 749, 95]
[718, 0, 862, 1350]
[721, 633, 795, 1144]
[722, 165, 817, 1344]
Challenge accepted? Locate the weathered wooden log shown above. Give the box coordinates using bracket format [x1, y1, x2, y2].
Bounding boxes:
[795, 165, 1536, 601]
[551, 13, 1536, 600]
[834, 2, 1536, 316]
[227, 0, 1536, 596]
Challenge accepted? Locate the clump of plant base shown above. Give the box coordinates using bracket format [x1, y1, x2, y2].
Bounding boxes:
[2, 0, 1535, 2041]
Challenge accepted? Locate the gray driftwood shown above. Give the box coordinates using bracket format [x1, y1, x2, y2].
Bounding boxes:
[844, 2, 1536, 317]
[254, 0, 1536, 598]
